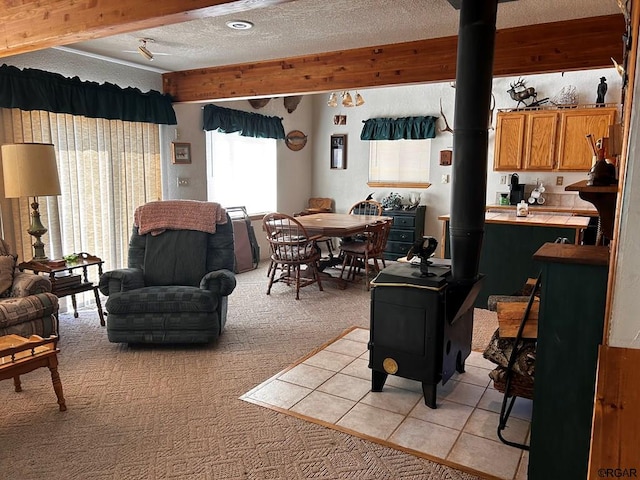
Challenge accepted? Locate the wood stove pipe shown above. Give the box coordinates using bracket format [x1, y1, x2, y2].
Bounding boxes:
[450, 0, 498, 284]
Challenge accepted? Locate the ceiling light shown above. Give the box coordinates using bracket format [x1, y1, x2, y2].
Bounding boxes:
[327, 91, 365, 108]
[342, 91, 354, 107]
[138, 39, 154, 61]
[226, 20, 254, 30]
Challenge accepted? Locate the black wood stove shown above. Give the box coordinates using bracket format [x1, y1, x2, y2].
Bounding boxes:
[369, 261, 483, 408]
[368, 0, 497, 410]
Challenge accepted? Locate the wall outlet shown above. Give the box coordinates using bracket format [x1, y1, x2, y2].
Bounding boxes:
[556, 176, 564, 186]
[177, 177, 189, 187]
[500, 174, 507, 184]
[441, 174, 449, 184]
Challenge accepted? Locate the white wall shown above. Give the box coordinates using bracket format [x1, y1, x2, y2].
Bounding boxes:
[311, 68, 621, 239]
[163, 104, 208, 201]
[609, 51, 640, 349]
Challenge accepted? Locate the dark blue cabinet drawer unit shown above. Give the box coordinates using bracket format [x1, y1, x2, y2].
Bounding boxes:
[383, 205, 426, 260]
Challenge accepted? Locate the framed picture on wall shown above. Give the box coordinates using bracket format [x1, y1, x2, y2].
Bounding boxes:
[330, 134, 347, 169]
[171, 142, 191, 164]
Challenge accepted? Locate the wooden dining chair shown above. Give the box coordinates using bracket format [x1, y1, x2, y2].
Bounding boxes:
[348, 199, 383, 216]
[339, 219, 392, 290]
[294, 198, 336, 258]
[344, 199, 384, 245]
[262, 213, 324, 300]
[304, 197, 334, 214]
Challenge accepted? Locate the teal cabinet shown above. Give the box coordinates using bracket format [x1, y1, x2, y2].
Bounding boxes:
[442, 219, 580, 308]
[383, 206, 426, 261]
[528, 243, 609, 480]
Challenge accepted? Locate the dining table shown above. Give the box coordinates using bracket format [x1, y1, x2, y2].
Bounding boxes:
[293, 212, 393, 288]
[294, 212, 393, 237]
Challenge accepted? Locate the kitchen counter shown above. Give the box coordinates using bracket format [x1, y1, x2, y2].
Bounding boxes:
[439, 212, 591, 231]
[438, 212, 592, 308]
[485, 204, 597, 216]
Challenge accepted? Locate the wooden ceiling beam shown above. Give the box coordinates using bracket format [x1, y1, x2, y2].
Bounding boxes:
[163, 14, 625, 102]
[0, 0, 294, 58]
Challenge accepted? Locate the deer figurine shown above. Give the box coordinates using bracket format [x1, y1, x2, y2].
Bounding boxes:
[508, 78, 538, 108]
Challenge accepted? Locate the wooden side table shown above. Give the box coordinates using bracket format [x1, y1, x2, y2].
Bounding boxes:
[0, 334, 66, 411]
[18, 252, 105, 326]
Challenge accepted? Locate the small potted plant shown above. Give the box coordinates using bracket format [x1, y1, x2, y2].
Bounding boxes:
[63, 253, 79, 265]
[381, 192, 403, 210]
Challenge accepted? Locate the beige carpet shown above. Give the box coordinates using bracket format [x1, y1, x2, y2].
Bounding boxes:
[0, 264, 497, 480]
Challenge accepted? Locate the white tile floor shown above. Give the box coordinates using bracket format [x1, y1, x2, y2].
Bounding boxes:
[241, 327, 531, 480]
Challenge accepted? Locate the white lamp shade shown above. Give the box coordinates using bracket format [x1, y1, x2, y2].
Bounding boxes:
[1, 143, 61, 198]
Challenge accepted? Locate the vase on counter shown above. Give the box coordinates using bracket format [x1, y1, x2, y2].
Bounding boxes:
[516, 200, 529, 217]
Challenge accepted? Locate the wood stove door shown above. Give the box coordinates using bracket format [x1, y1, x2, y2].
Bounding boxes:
[440, 306, 474, 384]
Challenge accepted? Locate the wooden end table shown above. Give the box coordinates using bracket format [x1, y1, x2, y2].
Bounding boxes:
[0, 334, 66, 411]
[18, 252, 105, 326]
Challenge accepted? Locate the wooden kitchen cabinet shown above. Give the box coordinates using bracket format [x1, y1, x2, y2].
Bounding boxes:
[556, 107, 617, 170]
[494, 112, 526, 170]
[524, 110, 557, 170]
[494, 106, 617, 172]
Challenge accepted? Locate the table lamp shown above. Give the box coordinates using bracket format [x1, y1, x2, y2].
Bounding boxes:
[1, 143, 61, 261]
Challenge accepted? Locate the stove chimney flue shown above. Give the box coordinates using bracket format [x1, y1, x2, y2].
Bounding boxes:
[449, 0, 498, 283]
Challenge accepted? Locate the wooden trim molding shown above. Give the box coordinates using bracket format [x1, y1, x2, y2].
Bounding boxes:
[367, 182, 432, 189]
[163, 14, 625, 102]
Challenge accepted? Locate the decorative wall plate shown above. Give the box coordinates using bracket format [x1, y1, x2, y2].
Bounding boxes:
[248, 98, 271, 109]
[285, 130, 308, 151]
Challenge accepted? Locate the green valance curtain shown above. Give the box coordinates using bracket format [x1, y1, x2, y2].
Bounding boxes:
[0, 64, 177, 125]
[202, 104, 285, 139]
[360, 116, 438, 140]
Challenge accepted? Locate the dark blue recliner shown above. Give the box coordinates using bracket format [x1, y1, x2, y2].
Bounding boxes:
[99, 212, 236, 344]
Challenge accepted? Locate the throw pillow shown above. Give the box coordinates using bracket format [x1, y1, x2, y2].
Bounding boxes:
[0, 254, 17, 297]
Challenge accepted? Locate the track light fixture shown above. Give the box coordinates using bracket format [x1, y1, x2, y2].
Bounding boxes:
[138, 39, 154, 61]
[327, 90, 364, 108]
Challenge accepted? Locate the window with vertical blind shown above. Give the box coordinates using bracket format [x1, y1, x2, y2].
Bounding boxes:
[0, 108, 162, 275]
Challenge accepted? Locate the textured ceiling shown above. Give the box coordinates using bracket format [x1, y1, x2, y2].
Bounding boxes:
[61, 0, 622, 73]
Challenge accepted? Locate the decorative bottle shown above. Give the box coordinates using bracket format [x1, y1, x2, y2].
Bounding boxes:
[516, 200, 529, 217]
